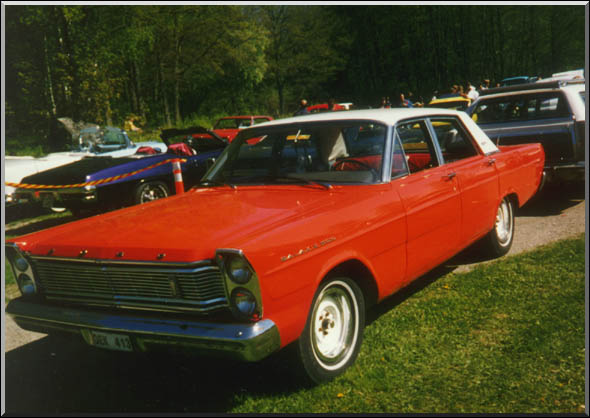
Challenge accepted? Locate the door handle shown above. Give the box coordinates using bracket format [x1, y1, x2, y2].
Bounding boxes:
[487, 158, 496, 166]
[443, 172, 457, 181]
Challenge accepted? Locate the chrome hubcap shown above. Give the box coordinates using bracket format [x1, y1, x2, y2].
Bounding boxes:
[140, 184, 167, 203]
[495, 199, 512, 245]
[311, 281, 359, 370]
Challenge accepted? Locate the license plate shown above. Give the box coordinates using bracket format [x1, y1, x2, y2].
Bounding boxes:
[87, 330, 133, 352]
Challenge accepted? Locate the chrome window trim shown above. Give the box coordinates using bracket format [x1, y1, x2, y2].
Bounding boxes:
[394, 117, 444, 168]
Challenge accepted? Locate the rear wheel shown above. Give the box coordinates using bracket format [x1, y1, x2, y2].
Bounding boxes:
[134, 181, 170, 205]
[483, 196, 514, 257]
[296, 277, 365, 384]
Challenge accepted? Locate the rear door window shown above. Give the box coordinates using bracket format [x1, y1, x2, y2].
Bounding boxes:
[472, 92, 570, 123]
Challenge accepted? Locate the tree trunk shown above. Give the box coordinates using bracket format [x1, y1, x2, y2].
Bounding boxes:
[157, 52, 172, 127]
[44, 33, 57, 118]
[56, 7, 81, 120]
[174, 41, 182, 124]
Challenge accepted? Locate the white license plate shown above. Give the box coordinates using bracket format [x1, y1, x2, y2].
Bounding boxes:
[87, 330, 133, 352]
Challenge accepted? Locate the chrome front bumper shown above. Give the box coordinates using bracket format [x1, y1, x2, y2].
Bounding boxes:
[13, 186, 97, 207]
[545, 161, 585, 182]
[6, 298, 281, 362]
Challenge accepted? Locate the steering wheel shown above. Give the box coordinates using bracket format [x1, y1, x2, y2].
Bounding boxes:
[332, 158, 379, 181]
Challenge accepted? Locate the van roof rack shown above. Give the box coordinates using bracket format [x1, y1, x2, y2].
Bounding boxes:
[480, 78, 585, 96]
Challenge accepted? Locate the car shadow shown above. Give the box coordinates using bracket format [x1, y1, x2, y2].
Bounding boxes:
[4, 334, 306, 414]
[5, 215, 79, 237]
[366, 263, 455, 326]
[516, 181, 585, 217]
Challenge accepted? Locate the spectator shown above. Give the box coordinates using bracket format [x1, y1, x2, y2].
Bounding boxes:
[408, 92, 423, 107]
[379, 97, 391, 108]
[465, 81, 479, 101]
[430, 90, 439, 102]
[398, 93, 413, 108]
[327, 98, 337, 111]
[480, 79, 491, 90]
[293, 99, 309, 116]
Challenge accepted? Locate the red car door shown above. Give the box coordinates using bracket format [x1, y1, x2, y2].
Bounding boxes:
[428, 117, 500, 246]
[392, 119, 462, 282]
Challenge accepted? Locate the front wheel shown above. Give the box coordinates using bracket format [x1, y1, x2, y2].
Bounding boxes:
[296, 277, 365, 384]
[134, 181, 170, 205]
[483, 196, 515, 257]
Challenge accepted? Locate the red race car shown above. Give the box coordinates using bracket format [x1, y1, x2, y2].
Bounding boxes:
[6, 108, 545, 384]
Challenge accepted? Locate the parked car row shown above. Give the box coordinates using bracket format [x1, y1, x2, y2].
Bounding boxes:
[11, 127, 228, 216]
[5, 126, 167, 205]
[7, 107, 546, 384]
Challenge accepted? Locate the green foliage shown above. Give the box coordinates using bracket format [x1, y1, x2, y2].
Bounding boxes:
[4, 5, 586, 143]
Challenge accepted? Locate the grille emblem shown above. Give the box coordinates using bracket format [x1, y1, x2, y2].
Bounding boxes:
[169, 276, 181, 298]
[79, 249, 88, 257]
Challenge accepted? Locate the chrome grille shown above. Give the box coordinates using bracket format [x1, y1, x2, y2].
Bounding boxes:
[31, 258, 228, 313]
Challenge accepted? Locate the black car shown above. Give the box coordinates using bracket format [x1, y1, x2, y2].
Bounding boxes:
[467, 79, 585, 183]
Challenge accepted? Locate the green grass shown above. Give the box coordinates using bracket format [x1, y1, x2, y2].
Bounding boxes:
[231, 234, 585, 413]
[3, 233, 585, 413]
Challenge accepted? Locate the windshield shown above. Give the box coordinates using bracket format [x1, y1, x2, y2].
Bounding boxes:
[73, 128, 127, 153]
[215, 118, 252, 129]
[203, 121, 387, 186]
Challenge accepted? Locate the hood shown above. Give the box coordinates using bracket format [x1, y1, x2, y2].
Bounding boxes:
[160, 126, 226, 148]
[10, 186, 342, 262]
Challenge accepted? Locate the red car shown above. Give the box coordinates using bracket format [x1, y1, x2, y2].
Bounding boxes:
[208, 115, 273, 142]
[6, 108, 545, 384]
[307, 103, 347, 113]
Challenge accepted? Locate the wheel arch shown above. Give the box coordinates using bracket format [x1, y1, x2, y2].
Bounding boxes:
[321, 258, 379, 310]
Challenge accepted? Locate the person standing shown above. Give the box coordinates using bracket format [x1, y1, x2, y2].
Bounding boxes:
[466, 82, 479, 101]
[398, 93, 413, 108]
[293, 99, 309, 116]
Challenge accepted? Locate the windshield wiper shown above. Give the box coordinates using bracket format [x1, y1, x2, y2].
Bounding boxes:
[198, 180, 236, 189]
[232, 175, 332, 190]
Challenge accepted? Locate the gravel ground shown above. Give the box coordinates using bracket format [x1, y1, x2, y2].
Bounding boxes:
[3, 183, 586, 352]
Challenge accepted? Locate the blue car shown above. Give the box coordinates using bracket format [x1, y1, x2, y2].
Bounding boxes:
[14, 127, 227, 216]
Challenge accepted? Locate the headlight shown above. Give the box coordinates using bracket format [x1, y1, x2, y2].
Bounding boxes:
[216, 249, 263, 321]
[6, 243, 38, 296]
[231, 288, 258, 318]
[226, 256, 252, 284]
[15, 256, 29, 272]
[17, 273, 36, 295]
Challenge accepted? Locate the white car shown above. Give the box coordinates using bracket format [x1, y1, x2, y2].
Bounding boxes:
[5, 126, 167, 204]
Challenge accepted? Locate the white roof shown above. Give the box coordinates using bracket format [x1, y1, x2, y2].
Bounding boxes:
[258, 108, 462, 128]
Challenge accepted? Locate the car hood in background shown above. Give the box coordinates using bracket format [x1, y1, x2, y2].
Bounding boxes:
[20, 156, 141, 185]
